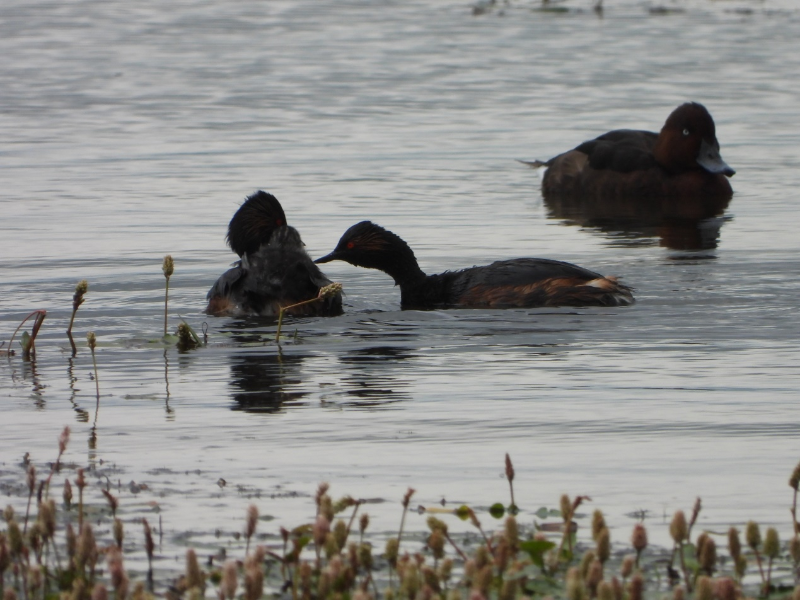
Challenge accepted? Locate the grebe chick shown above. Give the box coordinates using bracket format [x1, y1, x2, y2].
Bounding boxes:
[315, 221, 633, 309]
[206, 192, 343, 317]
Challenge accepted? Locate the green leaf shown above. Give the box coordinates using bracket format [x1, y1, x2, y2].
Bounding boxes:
[455, 505, 470, 521]
[524, 573, 562, 594]
[520, 539, 557, 569]
[180, 320, 202, 345]
[534, 506, 561, 519]
[489, 503, 505, 519]
[508, 503, 519, 515]
[20, 331, 31, 351]
[682, 543, 700, 574]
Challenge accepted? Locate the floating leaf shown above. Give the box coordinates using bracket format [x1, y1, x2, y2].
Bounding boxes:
[508, 503, 519, 515]
[535, 506, 561, 519]
[489, 503, 505, 519]
[455, 505, 470, 521]
[520, 539, 557, 569]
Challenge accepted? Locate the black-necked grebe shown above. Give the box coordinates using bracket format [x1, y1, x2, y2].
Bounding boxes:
[522, 103, 734, 200]
[206, 191, 343, 317]
[315, 221, 633, 309]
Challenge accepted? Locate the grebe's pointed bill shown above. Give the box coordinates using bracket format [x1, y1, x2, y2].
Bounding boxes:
[314, 251, 339, 264]
[697, 139, 735, 177]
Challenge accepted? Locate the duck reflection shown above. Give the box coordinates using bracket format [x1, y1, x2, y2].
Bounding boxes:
[542, 192, 731, 250]
[230, 351, 308, 413]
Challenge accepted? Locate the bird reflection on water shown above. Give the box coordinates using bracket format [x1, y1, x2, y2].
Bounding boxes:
[541, 192, 732, 250]
[229, 352, 309, 414]
[228, 344, 412, 414]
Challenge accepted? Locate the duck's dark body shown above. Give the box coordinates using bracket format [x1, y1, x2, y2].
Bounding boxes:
[315, 221, 633, 309]
[206, 192, 343, 317]
[525, 103, 735, 202]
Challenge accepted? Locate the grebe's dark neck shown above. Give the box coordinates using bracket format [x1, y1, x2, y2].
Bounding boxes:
[376, 240, 427, 288]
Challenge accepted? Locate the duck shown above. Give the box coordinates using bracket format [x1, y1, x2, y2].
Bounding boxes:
[522, 102, 735, 201]
[206, 191, 343, 317]
[314, 221, 633, 309]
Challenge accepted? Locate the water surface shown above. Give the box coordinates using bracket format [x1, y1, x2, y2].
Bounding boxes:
[1, 0, 799, 570]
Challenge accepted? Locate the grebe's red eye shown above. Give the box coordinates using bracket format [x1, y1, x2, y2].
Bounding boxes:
[276, 218, 283, 226]
[346, 241, 355, 249]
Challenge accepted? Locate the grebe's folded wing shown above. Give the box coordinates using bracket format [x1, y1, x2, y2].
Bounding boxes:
[459, 258, 605, 288]
[206, 261, 244, 300]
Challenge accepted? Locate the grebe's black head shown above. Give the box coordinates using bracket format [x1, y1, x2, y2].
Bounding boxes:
[315, 221, 420, 278]
[227, 191, 288, 257]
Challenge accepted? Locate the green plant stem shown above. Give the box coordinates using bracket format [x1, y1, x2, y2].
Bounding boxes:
[753, 548, 766, 588]
[557, 511, 575, 561]
[676, 540, 692, 592]
[765, 556, 773, 597]
[163, 277, 170, 337]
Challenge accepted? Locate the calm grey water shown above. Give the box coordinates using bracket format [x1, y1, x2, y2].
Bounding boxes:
[1, 0, 799, 570]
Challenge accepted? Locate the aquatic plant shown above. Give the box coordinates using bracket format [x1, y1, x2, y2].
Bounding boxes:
[87, 332, 100, 400]
[275, 282, 343, 343]
[7, 310, 47, 360]
[67, 280, 89, 356]
[2, 435, 800, 600]
[176, 321, 201, 352]
[790, 461, 800, 536]
[162, 255, 174, 337]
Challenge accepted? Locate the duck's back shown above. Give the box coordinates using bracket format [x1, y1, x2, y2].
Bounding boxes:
[575, 129, 658, 172]
[408, 258, 632, 309]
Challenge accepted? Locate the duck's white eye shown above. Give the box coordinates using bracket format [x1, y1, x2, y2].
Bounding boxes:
[682, 128, 690, 136]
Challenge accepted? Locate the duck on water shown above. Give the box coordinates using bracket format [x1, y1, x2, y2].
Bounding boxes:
[315, 221, 634, 309]
[522, 102, 735, 201]
[206, 191, 343, 317]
